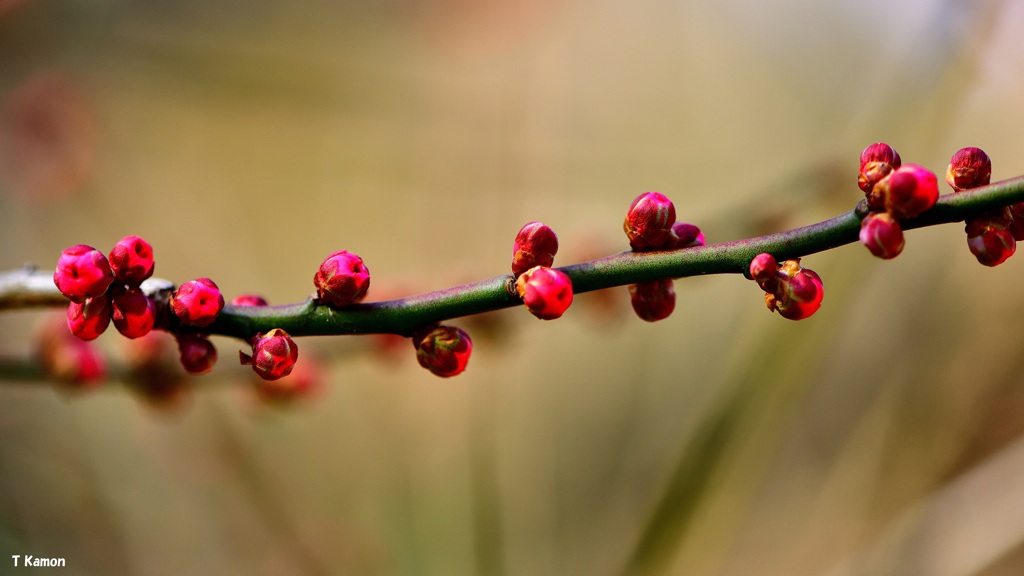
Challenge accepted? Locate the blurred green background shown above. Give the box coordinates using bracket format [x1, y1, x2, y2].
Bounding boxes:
[2, 0, 1024, 574]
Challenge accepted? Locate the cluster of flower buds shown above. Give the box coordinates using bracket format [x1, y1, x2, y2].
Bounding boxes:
[54, 236, 159, 340]
[511, 222, 574, 320]
[946, 147, 1021, 266]
[857, 143, 939, 259]
[413, 324, 472, 378]
[54, 236, 227, 377]
[749, 253, 823, 320]
[622, 192, 705, 321]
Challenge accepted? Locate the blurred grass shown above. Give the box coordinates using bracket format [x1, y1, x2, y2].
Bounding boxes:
[3, 0, 1024, 575]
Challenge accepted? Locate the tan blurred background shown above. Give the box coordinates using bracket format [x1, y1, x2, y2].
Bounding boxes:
[2, 0, 1024, 574]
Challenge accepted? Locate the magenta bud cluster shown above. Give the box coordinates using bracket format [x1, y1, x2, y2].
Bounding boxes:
[944, 147, 1021, 267]
[622, 192, 705, 322]
[509, 222, 574, 320]
[749, 254, 823, 321]
[54, 235, 230, 376]
[856, 143, 939, 260]
[54, 236, 162, 342]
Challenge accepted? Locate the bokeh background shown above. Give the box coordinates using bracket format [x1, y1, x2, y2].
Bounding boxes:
[2, 0, 1024, 574]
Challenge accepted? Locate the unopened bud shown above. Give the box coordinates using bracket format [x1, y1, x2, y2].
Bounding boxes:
[515, 266, 574, 320]
[511, 221, 559, 277]
[413, 325, 472, 378]
[314, 250, 370, 307]
[624, 192, 677, 251]
[859, 212, 905, 259]
[108, 235, 155, 288]
[170, 278, 225, 327]
[858, 142, 902, 194]
[946, 147, 992, 191]
[240, 328, 299, 381]
[628, 278, 676, 322]
[54, 244, 114, 303]
[876, 164, 939, 220]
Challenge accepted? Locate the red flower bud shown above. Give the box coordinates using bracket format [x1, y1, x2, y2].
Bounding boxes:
[176, 334, 217, 374]
[859, 212, 905, 259]
[54, 244, 114, 303]
[511, 221, 559, 277]
[231, 293, 268, 307]
[628, 278, 676, 322]
[762, 259, 823, 321]
[111, 288, 156, 339]
[946, 147, 992, 192]
[748, 253, 778, 285]
[67, 296, 112, 341]
[414, 325, 472, 378]
[876, 164, 939, 220]
[624, 192, 677, 251]
[240, 328, 299, 381]
[515, 265, 574, 320]
[170, 277, 224, 327]
[108, 235, 154, 288]
[669, 222, 705, 249]
[858, 142, 902, 194]
[314, 250, 370, 307]
[966, 217, 1016, 267]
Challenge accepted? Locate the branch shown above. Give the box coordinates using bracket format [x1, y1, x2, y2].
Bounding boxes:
[5, 174, 1024, 341]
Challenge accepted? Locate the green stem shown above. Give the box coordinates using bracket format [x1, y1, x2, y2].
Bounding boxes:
[6, 175, 1024, 340]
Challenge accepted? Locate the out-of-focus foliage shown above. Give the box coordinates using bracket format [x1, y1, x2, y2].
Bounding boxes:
[2, 1, 1024, 574]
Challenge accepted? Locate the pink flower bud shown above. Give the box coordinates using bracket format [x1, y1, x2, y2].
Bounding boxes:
[858, 142, 902, 194]
[314, 250, 370, 307]
[111, 288, 156, 339]
[240, 328, 298, 381]
[414, 325, 472, 378]
[624, 192, 677, 251]
[54, 244, 114, 303]
[628, 278, 676, 322]
[859, 212, 905, 259]
[669, 222, 705, 249]
[108, 235, 154, 287]
[748, 253, 778, 285]
[515, 265, 574, 320]
[67, 296, 112, 341]
[946, 147, 992, 192]
[876, 164, 939, 220]
[511, 221, 559, 277]
[176, 333, 217, 374]
[966, 217, 1016, 267]
[170, 278, 225, 327]
[230, 294, 268, 307]
[764, 259, 823, 321]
